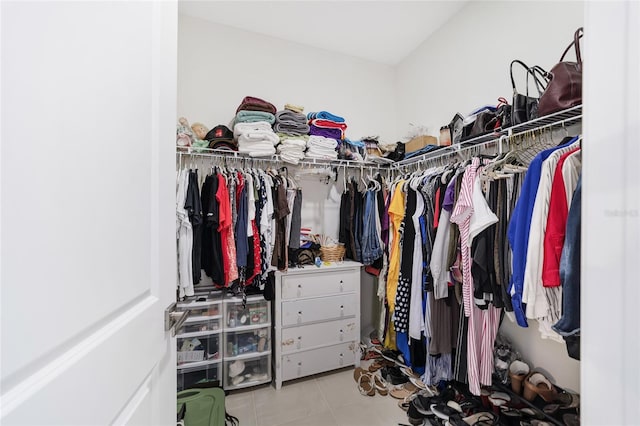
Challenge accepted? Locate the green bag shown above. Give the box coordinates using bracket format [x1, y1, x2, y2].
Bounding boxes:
[177, 388, 226, 426]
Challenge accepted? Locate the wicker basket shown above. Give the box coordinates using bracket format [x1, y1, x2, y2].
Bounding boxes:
[320, 244, 346, 262]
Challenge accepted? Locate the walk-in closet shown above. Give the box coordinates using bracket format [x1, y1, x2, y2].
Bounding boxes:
[1, 2, 638, 426]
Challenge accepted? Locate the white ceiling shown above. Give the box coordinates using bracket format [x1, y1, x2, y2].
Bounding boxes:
[178, 1, 468, 65]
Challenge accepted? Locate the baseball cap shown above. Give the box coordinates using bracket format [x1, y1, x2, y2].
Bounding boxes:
[205, 125, 234, 143]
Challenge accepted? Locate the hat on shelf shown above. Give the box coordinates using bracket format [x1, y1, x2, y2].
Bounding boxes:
[228, 360, 246, 378]
[205, 125, 235, 144]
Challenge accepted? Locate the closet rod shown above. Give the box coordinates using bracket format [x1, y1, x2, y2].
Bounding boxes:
[393, 106, 582, 170]
[176, 149, 389, 172]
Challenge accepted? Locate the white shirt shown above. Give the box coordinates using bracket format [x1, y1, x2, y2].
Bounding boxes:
[176, 168, 194, 298]
[522, 141, 580, 341]
[409, 178, 426, 339]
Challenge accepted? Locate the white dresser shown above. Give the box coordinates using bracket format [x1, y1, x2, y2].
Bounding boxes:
[273, 261, 362, 389]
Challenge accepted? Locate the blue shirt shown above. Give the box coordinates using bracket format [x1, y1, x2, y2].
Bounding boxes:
[507, 137, 579, 326]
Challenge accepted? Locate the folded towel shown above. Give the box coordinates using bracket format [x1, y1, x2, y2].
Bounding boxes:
[278, 133, 309, 142]
[306, 151, 338, 160]
[234, 121, 274, 138]
[238, 132, 279, 146]
[274, 122, 310, 135]
[279, 139, 307, 149]
[236, 96, 277, 114]
[306, 111, 345, 123]
[307, 135, 339, 149]
[276, 110, 307, 123]
[309, 125, 343, 140]
[309, 119, 348, 130]
[278, 149, 306, 165]
[238, 140, 277, 157]
[285, 103, 304, 113]
[235, 110, 276, 125]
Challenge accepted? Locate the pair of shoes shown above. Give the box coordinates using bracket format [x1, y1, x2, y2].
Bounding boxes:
[445, 411, 498, 426]
[389, 382, 419, 399]
[353, 367, 388, 396]
[381, 365, 409, 385]
[368, 359, 394, 372]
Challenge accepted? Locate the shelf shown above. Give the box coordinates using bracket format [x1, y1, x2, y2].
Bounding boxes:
[224, 350, 271, 361]
[176, 329, 222, 339]
[177, 358, 222, 371]
[177, 300, 222, 309]
[224, 376, 271, 391]
[223, 322, 271, 332]
[393, 105, 582, 168]
[184, 314, 222, 324]
[223, 294, 266, 303]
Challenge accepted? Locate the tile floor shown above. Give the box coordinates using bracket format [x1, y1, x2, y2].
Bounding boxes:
[225, 367, 411, 426]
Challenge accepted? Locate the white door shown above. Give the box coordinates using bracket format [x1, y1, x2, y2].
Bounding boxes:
[1, 1, 177, 425]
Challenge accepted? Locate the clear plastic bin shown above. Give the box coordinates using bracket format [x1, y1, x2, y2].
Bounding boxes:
[177, 362, 221, 391]
[177, 332, 220, 366]
[223, 296, 270, 329]
[223, 353, 271, 390]
[179, 317, 222, 335]
[224, 327, 270, 358]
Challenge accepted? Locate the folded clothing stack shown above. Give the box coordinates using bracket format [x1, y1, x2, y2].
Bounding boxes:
[234, 96, 277, 125]
[306, 135, 338, 160]
[234, 121, 279, 157]
[307, 111, 347, 140]
[277, 135, 308, 164]
[236, 96, 277, 114]
[274, 109, 309, 135]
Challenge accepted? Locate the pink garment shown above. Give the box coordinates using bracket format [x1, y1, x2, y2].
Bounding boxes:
[450, 158, 501, 395]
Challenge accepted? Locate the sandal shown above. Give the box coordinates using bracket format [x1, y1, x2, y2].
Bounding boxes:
[372, 374, 388, 396]
[353, 368, 375, 397]
[368, 359, 393, 372]
[389, 382, 418, 399]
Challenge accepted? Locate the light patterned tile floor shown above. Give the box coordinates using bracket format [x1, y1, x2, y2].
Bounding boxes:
[225, 367, 410, 426]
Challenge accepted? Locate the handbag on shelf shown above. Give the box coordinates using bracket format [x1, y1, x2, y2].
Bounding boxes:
[461, 107, 499, 142]
[496, 97, 512, 129]
[538, 27, 584, 117]
[510, 60, 549, 125]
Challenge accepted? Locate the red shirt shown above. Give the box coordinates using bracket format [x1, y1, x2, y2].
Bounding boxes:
[542, 147, 581, 287]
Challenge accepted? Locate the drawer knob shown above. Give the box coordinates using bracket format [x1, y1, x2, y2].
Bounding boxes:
[297, 284, 301, 297]
[339, 329, 344, 341]
[297, 311, 302, 324]
[297, 336, 302, 349]
[339, 353, 344, 365]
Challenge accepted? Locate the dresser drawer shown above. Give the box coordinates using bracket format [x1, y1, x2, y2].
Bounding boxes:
[281, 342, 357, 381]
[281, 293, 357, 327]
[281, 318, 358, 354]
[281, 269, 358, 300]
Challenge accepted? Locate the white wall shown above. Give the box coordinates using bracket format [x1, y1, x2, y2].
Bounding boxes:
[178, 15, 397, 144]
[395, 1, 585, 136]
[395, 1, 584, 392]
[177, 15, 392, 335]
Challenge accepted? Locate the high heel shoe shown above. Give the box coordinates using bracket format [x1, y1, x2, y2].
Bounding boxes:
[508, 360, 530, 394]
[523, 372, 558, 402]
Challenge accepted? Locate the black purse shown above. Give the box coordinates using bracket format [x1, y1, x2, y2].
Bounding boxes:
[510, 60, 549, 125]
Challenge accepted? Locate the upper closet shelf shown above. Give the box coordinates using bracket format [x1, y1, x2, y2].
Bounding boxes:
[176, 147, 391, 170]
[393, 105, 583, 169]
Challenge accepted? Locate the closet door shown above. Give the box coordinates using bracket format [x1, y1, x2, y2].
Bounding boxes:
[1, 2, 177, 425]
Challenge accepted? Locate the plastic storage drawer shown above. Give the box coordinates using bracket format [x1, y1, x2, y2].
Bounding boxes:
[223, 353, 271, 390]
[177, 332, 221, 367]
[224, 296, 270, 329]
[177, 361, 221, 391]
[224, 327, 270, 358]
[179, 316, 222, 335]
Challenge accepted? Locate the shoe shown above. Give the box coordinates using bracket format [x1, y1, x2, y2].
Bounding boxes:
[353, 367, 375, 397]
[430, 400, 462, 421]
[389, 382, 419, 399]
[509, 360, 530, 394]
[372, 373, 389, 396]
[523, 372, 558, 402]
[381, 366, 409, 385]
[372, 347, 407, 366]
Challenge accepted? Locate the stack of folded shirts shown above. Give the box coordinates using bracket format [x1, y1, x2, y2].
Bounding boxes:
[307, 111, 347, 140]
[234, 96, 277, 125]
[274, 109, 309, 135]
[234, 121, 279, 157]
[306, 135, 338, 160]
[277, 135, 308, 165]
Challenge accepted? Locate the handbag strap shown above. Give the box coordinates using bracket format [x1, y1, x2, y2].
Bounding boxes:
[560, 27, 584, 64]
[510, 60, 531, 92]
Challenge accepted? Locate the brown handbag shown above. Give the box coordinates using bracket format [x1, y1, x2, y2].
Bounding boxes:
[538, 28, 584, 116]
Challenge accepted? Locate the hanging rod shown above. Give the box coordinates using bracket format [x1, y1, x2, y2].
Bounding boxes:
[176, 147, 389, 171]
[393, 105, 582, 169]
